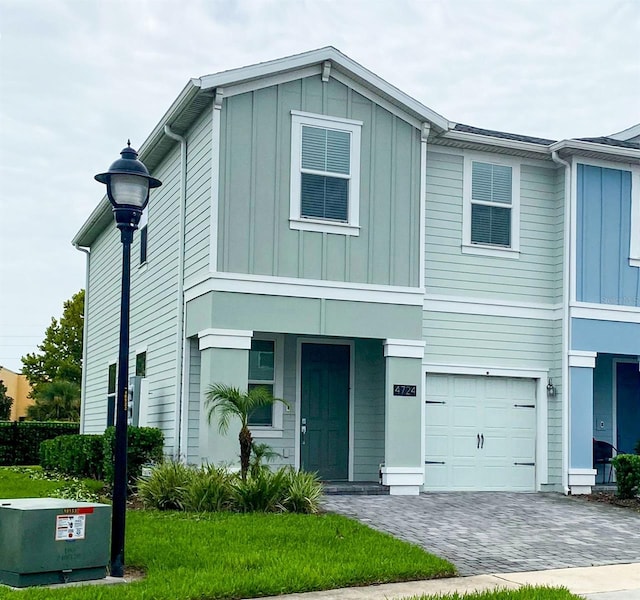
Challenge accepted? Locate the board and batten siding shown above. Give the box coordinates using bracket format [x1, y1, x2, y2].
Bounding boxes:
[217, 76, 421, 287]
[186, 337, 201, 464]
[83, 144, 183, 452]
[184, 105, 213, 281]
[424, 150, 562, 304]
[576, 163, 638, 307]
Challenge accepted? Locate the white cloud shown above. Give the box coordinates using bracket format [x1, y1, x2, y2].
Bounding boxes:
[0, 0, 638, 370]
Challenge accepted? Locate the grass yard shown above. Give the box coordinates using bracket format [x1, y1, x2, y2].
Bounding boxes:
[411, 588, 580, 600]
[0, 467, 455, 599]
[0, 467, 67, 498]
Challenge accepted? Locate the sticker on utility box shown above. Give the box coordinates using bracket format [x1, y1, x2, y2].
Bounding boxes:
[56, 514, 86, 541]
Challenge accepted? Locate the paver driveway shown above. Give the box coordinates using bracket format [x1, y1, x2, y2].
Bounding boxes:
[324, 492, 640, 576]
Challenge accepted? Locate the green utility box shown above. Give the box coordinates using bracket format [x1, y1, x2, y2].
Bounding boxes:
[0, 498, 111, 588]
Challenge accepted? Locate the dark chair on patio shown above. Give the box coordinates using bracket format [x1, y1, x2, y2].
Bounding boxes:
[593, 438, 618, 484]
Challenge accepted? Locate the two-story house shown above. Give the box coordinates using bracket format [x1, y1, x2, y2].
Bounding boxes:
[73, 48, 640, 496]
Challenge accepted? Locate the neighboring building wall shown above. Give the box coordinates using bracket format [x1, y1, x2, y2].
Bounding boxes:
[0, 367, 32, 421]
[217, 77, 422, 287]
[576, 163, 638, 307]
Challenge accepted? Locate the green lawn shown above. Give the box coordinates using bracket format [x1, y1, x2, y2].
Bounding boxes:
[0, 467, 455, 599]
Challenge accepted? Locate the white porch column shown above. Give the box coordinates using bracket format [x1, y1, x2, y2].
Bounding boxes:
[197, 328, 253, 468]
[381, 339, 425, 495]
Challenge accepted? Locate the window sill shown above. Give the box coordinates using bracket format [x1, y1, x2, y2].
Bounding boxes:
[461, 243, 520, 259]
[249, 427, 283, 439]
[629, 258, 640, 268]
[290, 218, 360, 236]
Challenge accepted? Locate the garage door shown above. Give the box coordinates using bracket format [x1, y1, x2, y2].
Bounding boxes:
[424, 374, 536, 491]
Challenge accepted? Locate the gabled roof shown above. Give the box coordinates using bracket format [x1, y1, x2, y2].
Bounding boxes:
[73, 48, 640, 247]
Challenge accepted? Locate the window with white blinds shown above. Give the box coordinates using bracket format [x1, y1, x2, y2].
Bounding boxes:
[290, 111, 362, 236]
[463, 155, 521, 258]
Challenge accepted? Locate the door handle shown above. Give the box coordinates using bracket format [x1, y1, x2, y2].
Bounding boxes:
[477, 434, 480, 449]
[481, 434, 484, 449]
[301, 422, 307, 445]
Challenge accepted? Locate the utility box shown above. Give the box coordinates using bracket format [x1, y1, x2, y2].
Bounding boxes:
[0, 498, 111, 588]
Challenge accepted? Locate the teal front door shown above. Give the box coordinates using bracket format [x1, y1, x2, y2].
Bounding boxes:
[300, 343, 350, 480]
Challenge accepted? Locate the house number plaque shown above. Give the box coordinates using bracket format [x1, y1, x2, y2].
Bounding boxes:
[393, 384, 417, 397]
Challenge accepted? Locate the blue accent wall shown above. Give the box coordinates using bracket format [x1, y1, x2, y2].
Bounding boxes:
[570, 366, 594, 469]
[572, 318, 640, 355]
[576, 164, 639, 307]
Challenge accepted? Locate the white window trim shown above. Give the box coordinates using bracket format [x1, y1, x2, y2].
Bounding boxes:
[630, 168, 640, 267]
[462, 153, 521, 257]
[289, 110, 362, 236]
[249, 333, 285, 438]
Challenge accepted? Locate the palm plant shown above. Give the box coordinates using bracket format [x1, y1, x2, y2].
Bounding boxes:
[26, 379, 80, 421]
[205, 383, 288, 480]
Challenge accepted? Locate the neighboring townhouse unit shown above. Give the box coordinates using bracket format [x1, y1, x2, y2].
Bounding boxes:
[0, 366, 33, 421]
[73, 48, 640, 496]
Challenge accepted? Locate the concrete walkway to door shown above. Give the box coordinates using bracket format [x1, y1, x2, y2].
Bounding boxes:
[324, 492, 640, 576]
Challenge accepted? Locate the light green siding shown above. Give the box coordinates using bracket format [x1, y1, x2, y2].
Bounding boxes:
[423, 312, 555, 367]
[187, 337, 201, 464]
[186, 292, 422, 341]
[83, 145, 183, 452]
[184, 105, 213, 280]
[425, 150, 562, 303]
[217, 77, 421, 287]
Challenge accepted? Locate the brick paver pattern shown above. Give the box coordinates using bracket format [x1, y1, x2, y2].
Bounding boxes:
[323, 492, 640, 576]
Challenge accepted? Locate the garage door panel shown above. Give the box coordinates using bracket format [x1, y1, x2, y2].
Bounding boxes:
[424, 374, 537, 492]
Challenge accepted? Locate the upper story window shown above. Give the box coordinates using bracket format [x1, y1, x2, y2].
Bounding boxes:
[135, 351, 147, 377]
[462, 155, 521, 258]
[289, 111, 362, 236]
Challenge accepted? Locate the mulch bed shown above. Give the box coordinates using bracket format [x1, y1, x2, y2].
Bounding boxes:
[581, 491, 640, 513]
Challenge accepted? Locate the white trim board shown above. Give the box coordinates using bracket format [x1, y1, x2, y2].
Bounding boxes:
[185, 272, 425, 305]
[572, 304, 640, 323]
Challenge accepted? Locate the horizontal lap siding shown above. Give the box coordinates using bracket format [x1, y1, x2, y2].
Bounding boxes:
[184, 106, 212, 280]
[218, 77, 421, 287]
[425, 151, 561, 304]
[187, 337, 201, 464]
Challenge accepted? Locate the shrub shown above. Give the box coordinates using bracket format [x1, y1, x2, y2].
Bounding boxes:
[231, 467, 290, 512]
[611, 453, 640, 499]
[137, 459, 193, 510]
[102, 426, 164, 485]
[183, 464, 234, 512]
[0, 421, 79, 466]
[282, 469, 323, 514]
[40, 434, 104, 479]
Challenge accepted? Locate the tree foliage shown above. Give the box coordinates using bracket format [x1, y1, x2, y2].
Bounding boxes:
[21, 290, 84, 397]
[0, 380, 13, 420]
[205, 384, 288, 481]
[26, 380, 81, 422]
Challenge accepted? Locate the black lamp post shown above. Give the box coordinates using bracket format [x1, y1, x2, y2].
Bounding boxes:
[95, 142, 161, 577]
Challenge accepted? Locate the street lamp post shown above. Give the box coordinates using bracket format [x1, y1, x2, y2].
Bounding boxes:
[95, 142, 161, 577]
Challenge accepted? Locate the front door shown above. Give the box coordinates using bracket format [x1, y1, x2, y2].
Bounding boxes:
[617, 362, 640, 454]
[300, 343, 350, 480]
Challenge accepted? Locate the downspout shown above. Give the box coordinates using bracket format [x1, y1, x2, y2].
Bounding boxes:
[73, 244, 90, 433]
[164, 125, 188, 458]
[552, 150, 571, 495]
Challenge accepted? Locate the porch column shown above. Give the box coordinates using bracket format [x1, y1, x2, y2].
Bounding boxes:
[568, 351, 597, 494]
[381, 339, 425, 495]
[198, 328, 253, 468]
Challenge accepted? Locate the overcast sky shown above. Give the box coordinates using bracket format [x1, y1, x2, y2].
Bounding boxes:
[0, 0, 638, 373]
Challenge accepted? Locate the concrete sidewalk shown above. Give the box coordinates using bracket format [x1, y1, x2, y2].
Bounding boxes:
[255, 563, 640, 599]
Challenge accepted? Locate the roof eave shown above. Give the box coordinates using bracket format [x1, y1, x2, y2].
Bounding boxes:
[439, 129, 551, 155]
[550, 139, 640, 162]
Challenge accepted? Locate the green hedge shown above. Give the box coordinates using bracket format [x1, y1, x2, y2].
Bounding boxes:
[102, 426, 164, 485]
[0, 421, 79, 466]
[611, 453, 640, 499]
[38, 426, 164, 485]
[40, 434, 104, 479]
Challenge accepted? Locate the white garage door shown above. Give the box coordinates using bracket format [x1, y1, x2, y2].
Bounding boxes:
[424, 374, 537, 492]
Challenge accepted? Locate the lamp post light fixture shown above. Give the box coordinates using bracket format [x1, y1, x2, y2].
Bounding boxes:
[95, 142, 161, 577]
